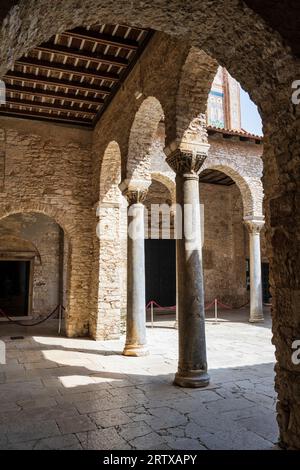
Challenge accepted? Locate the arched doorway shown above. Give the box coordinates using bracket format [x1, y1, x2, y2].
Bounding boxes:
[0, 211, 69, 329]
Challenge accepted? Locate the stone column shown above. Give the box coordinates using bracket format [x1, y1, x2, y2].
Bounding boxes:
[122, 186, 149, 356]
[166, 146, 209, 387]
[245, 219, 264, 323]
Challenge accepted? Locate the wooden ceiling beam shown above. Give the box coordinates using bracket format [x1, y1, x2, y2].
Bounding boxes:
[35, 43, 129, 67]
[5, 97, 97, 116]
[4, 72, 112, 95]
[6, 84, 104, 105]
[62, 27, 139, 50]
[0, 108, 92, 126]
[15, 57, 120, 82]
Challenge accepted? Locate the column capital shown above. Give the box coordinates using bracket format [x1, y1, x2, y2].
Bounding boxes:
[119, 179, 148, 205]
[244, 218, 265, 234]
[166, 148, 207, 176]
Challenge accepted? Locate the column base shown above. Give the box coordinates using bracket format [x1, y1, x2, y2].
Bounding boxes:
[249, 315, 264, 323]
[174, 369, 210, 388]
[123, 344, 149, 357]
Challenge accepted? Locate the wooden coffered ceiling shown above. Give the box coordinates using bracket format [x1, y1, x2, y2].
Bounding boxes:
[199, 169, 235, 186]
[0, 24, 153, 127]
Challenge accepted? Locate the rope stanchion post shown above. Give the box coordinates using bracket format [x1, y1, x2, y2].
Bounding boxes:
[214, 298, 219, 324]
[151, 301, 154, 329]
[58, 304, 62, 335]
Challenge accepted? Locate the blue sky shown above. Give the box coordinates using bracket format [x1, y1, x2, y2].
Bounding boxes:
[240, 88, 263, 136]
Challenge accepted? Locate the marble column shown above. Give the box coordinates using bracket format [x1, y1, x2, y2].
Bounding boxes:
[123, 187, 149, 356]
[245, 219, 264, 323]
[166, 147, 209, 387]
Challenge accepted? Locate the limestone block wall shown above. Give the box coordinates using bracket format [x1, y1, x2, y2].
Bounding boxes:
[0, 117, 94, 336]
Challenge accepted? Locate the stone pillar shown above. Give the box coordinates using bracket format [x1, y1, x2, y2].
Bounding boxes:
[122, 186, 149, 356]
[166, 146, 209, 387]
[245, 219, 265, 323]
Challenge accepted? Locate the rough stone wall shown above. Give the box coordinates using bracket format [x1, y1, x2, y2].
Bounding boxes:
[204, 135, 264, 219]
[0, 118, 94, 336]
[0, 212, 61, 317]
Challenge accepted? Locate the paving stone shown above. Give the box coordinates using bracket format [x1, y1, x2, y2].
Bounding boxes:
[238, 412, 279, 443]
[164, 437, 207, 450]
[198, 428, 274, 450]
[6, 419, 60, 443]
[117, 421, 153, 441]
[90, 409, 132, 427]
[33, 434, 81, 450]
[129, 431, 168, 450]
[57, 415, 96, 434]
[77, 428, 128, 450]
[143, 406, 188, 431]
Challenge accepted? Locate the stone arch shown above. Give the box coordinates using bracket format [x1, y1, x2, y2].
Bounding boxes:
[0, 2, 295, 119]
[150, 172, 176, 203]
[0, 203, 73, 240]
[0, 234, 42, 264]
[92, 140, 124, 340]
[176, 47, 218, 145]
[127, 96, 165, 186]
[0, 210, 68, 320]
[99, 141, 122, 204]
[200, 162, 264, 220]
[0, 205, 91, 337]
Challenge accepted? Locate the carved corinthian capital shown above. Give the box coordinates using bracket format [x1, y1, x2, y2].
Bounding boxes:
[123, 188, 148, 205]
[166, 149, 207, 176]
[119, 179, 149, 206]
[244, 219, 265, 234]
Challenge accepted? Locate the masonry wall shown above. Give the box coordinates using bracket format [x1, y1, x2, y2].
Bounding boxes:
[0, 117, 94, 336]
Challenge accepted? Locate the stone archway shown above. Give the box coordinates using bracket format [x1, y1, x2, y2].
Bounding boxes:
[91, 141, 124, 340]
[0, 204, 90, 338]
[200, 162, 264, 220]
[1, 0, 299, 448]
[0, 209, 69, 324]
[126, 96, 165, 187]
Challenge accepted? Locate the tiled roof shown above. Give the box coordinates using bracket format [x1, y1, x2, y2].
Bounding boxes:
[207, 125, 263, 142]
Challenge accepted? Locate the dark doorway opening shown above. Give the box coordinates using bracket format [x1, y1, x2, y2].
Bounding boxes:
[0, 260, 31, 316]
[262, 262, 271, 304]
[145, 239, 176, 307]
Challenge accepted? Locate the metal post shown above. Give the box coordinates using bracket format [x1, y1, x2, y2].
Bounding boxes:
[58, 305, 62, 335]
[151, 301, 154, 329]
[214, 298, 218, 324]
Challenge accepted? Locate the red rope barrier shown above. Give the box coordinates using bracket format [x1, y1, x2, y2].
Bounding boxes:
[145, 298, 250, 314]
[0, 305, 65, 327]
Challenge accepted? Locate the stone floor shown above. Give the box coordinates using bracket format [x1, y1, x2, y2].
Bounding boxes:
[0, 307, 278, 450]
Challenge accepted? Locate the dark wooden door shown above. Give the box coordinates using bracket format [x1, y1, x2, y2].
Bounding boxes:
[262, 262, 271, 303]
[0, 260, 30, 316]
[145, 240, 176, 307]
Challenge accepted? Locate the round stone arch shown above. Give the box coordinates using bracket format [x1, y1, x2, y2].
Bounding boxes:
[175, 47, 218, 146]
[0, 234, 42, 264]
[126, 96, 165, 187]
[0, 203, 73, 240]
[200, 163, 264, 220]
[150, 172, 176, 203]
[99, 141, 122, 204]
[0, 1, 295, 118]
[92, 140, 125, 340]
[0, 208, 71, 323]
[0, 204, 92, 337]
